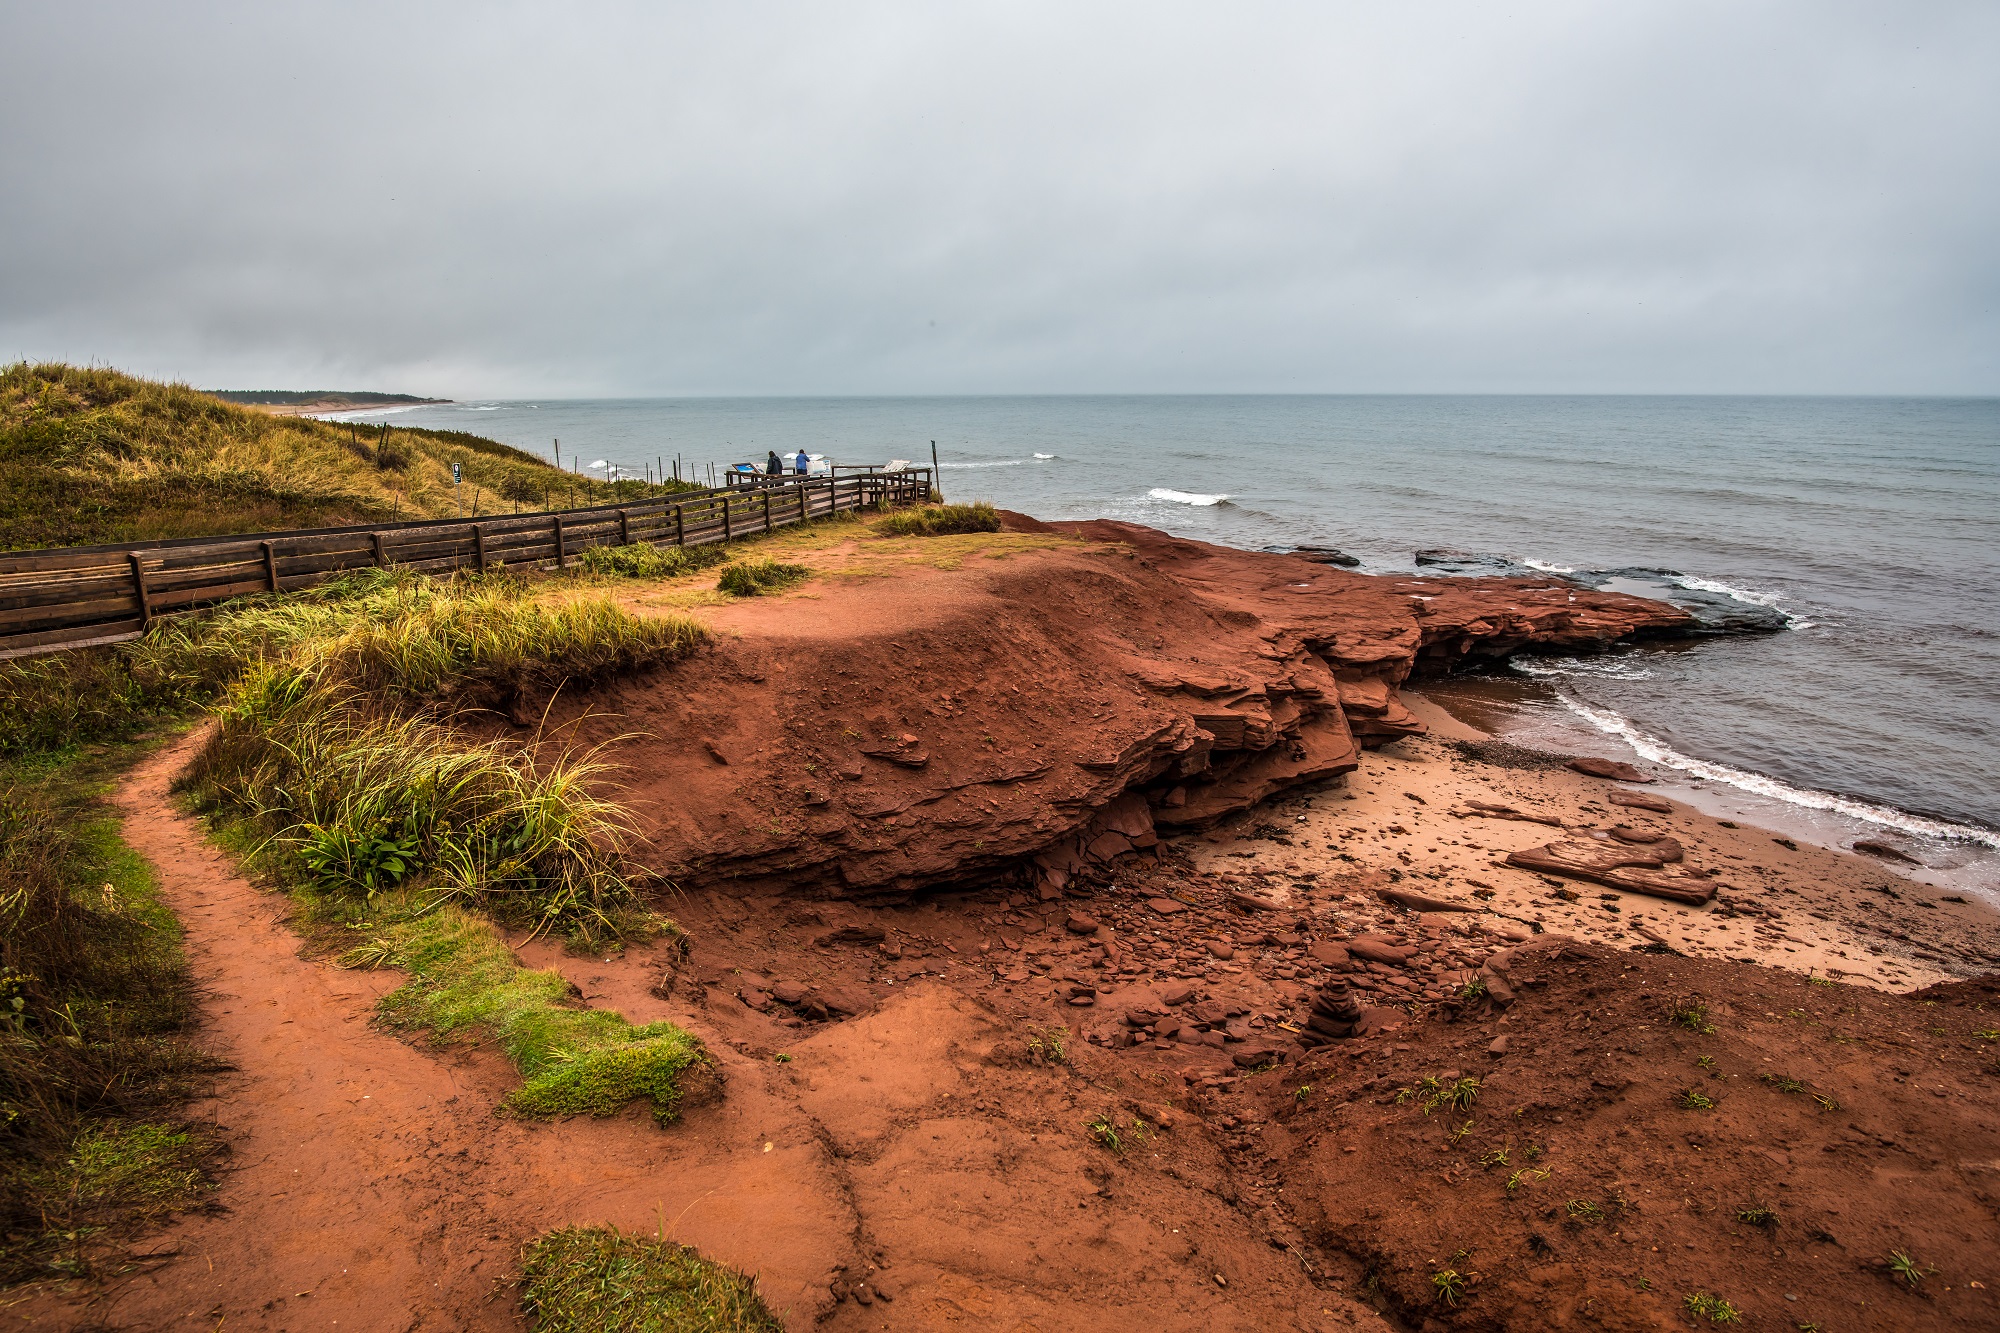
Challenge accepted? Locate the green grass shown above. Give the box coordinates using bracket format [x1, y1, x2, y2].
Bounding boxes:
[0, 362, 698, 550]
[181, 582, 706, 942]
[871, 500, 1001, 538]
[714, 557, 810, 597]
[580, 541, 732, 581]
[1684, 1291, 1742, 1323]
[0, 748, 221, 1284]
[520, 1225, 782, 1332]
[354, 904, 709, 1124]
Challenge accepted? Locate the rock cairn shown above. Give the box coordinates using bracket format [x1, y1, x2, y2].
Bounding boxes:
[1298, 977, 1364, 1046]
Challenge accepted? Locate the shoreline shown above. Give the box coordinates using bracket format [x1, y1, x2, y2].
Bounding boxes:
[1423, 669, 2000, 905]
[1171, 687, 2000, 992]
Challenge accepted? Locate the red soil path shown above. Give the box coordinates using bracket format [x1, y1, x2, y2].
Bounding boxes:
[9, 733, 1386, 1333]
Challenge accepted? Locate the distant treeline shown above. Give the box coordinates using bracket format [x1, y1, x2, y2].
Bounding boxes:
[207, 390, 449, 406]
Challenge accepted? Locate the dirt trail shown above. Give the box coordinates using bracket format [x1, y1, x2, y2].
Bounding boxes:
[11, 732, 1379, 1332]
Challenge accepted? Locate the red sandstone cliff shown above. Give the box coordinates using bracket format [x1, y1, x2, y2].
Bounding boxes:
[562, 516, 1692, 899]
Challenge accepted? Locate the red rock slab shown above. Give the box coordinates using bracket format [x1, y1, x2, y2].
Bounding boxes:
[1505, 843, 1716, 906]
[1346, 937, 1417, 966]
[1377, 886, 1476, 913]
[1459, 800, 1565, 828]
[1567, 756, 1654, 782]
[1607, 789, 1674, 813]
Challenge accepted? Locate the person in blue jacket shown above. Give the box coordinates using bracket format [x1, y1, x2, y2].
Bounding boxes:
[794, 449, 811, 474]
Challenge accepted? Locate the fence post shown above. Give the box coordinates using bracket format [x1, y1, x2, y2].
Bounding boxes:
[799, 482, 808, 524]
[674, 504, 685, 546]
[371, 532, 387, 568]
[554, 515, 567, 568]
[127, 553, 151, 632]
[618, 508, 630, 546]
[763, 490, 773, 534]
[722, 495, 732, 543]
[260, 540, 278, 592]
[474, 524, 487, 572]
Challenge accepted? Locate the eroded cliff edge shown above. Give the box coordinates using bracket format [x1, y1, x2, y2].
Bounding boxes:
[566, 515, 1700, 898]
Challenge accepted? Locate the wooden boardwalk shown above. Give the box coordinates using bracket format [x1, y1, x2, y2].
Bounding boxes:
[0, 468, 932, 661]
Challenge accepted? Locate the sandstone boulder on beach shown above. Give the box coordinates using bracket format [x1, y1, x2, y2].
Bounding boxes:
[1567, 756, 1653, 782]
[1607, 789, 1674, 813]
[1346, 936, 1416, 966]
[1505, 839, 1715, 905]
[1376, 886, 1476, 913]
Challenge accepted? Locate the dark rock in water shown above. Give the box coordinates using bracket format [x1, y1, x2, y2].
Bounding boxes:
[1295, 545, 1362, 567]
[1405, 555, 1787, 633]
[1853, 838, 1923, 865]
[1568, 756, 1653, 782]
[1573, 567, 1788, 634]
[1413, 549, 1545, 579]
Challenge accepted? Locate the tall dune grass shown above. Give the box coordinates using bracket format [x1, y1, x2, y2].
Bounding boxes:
[0, 362, 697, 550]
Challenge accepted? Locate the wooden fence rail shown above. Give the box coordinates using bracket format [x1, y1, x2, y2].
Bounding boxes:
[0, 468, 934, 661]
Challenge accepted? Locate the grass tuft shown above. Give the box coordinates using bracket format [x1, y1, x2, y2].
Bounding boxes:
[872, 500, 1001, 537]
[1666, 995, 1716, 1034]
[373, 904, 710, 1124]
[579, 541, 731, 581]
[520, 1225, 782, 1333]
[714, 557, 810, 597]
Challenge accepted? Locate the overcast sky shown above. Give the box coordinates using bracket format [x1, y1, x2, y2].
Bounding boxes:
[3, 2, 1995, 397]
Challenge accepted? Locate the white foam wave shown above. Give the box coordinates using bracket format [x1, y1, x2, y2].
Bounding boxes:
[1511, 656, 1656, 681]
[1149, 487, 1231, 507]
[308, 403, 429, 421]
[1523, 557, 1576, 574]
[1553, 689, 2000, 850]
[940, 459, 1025, 470]
[1675, 574, 1783, 607]
[1033, 452, 1057, 459]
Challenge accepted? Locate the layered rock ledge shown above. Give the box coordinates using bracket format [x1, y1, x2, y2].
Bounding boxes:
[568, 516, 1702, 898]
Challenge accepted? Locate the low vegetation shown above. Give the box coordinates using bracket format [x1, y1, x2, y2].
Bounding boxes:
[872, 500, 1001, 537]
[0, 751, 222, 1283]
[348, 903, 709, 1123]
[579, 540, 732, 580]
[715, 557, 810, 597]
[519, 1225, 783, 1333]
[0, 362, 696, 550]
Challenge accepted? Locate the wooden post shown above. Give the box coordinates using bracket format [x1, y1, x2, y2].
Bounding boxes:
[371, 532, 387, 568]
[799, 482, 809, 524]
[763, 490, 773, 533]
[554, 515, 567, 568]
[618, 509, 630, 545]
[722, 496, 732, 543]
[474, 524, 487, 572]
[674, 504, 685, 546]
[127, 553, 151, 631]
[260, 540, 278, 592]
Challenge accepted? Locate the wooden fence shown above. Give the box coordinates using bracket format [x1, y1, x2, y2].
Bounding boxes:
[0, 468, 933, 661]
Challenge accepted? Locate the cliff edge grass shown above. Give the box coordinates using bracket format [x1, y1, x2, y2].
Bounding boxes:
[0, 744, 225, 1284]
[0, 570, 719, 1284]
[0, 362, 698, 551]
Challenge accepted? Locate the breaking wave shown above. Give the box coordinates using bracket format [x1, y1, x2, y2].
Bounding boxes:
[1149, 488, 1231, 507]
[1553, 689, 2000, 850]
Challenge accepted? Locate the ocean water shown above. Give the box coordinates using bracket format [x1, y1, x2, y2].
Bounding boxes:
[334, 395, 2000, 895]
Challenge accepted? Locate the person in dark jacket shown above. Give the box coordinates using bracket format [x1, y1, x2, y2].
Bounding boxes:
[766, 450, 782, 476]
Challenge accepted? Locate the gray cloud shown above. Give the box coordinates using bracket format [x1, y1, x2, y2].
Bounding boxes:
[3, 1, 1995, 395]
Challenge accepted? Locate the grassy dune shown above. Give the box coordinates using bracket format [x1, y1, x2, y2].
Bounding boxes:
[0, 363, 696, 550]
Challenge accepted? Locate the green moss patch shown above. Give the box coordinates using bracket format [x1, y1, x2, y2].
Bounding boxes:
[367, 906, 709, 1124]
[521, 1225, 783, 1332]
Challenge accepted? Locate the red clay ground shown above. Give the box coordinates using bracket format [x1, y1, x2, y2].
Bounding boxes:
[12, 520, 2000, 1332]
